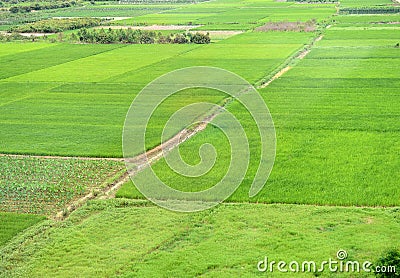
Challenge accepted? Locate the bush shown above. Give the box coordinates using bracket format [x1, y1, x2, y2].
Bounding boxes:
[9, 6, 18, 13]
[190, 32, 210, 44]
[173, 33, 188, 44]
[374, 249, 400, 277]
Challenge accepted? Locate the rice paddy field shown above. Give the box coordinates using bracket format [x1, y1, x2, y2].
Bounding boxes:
[0, 0, 399, 276]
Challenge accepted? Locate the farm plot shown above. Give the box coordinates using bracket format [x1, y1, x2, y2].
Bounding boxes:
[117, 25, 400, 207]
[0, 156, 124, 215]
[1, 200, 400, 277]
[255, 27, 400, 206]
[0, 43, 122, 81]
[0, 43, 52, 58]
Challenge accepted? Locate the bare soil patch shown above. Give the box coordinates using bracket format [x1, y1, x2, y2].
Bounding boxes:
[255, 20, 316, 32]
[0, 31, 53, 37]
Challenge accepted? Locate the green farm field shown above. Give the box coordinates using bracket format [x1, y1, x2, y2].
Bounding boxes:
[0, 0, 399, 276]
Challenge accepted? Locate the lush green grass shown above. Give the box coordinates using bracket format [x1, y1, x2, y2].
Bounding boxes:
[0, 212, 45, 247]
[1, 199, 399, 277]
[0, 156, 124, 214]
[256, 26, 400, 206]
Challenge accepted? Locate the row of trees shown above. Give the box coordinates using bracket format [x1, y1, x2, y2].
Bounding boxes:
[74, 28, 211, 44]
[8, 0, 78, 13]
[9, 17, 102, 33]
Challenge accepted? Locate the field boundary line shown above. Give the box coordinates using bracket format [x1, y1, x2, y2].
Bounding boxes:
[53, 169, 128, 220]
[117, 198, 400, 209]
[53, 87, 252, 219]
[0, 82, 65, 108]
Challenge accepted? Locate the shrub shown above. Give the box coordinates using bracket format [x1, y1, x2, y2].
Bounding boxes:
[173, 33, 188, 44]
[374, 249, 400, 277]
[190, 32, 210, 44]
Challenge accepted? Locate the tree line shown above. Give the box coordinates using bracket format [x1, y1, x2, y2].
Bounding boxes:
[6, 0, 78, 13]
[9, 17, 102, 33]
[74, 28, 211, 44]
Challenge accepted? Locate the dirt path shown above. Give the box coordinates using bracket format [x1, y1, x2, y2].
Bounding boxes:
[258, 66, 292, 88]
[54, 170, 130, 220]
[258, 34, 323, 89]
[53, 96, 237, 219]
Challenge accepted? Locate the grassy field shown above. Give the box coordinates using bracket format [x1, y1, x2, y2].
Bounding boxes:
[1, 0, 399, 276]
[1, 199, 399, 277]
